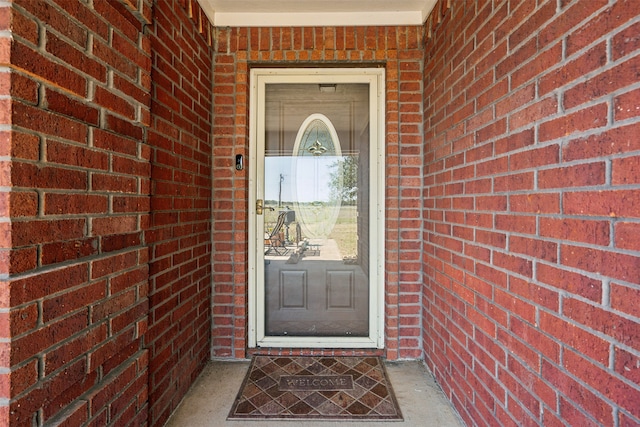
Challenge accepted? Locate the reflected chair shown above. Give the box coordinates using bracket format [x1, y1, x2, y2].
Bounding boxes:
[265, 211, 287, 255]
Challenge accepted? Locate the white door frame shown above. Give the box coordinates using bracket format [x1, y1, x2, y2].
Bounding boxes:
[248, 68, 385, 349]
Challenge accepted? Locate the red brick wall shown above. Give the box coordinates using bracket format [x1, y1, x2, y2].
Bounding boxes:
[212, 27, 424, 360]
[0, 0, 152, 425]
[0, 0, 212, 425]
[146, 0, 213, 425]
[422, 1, 640, 425]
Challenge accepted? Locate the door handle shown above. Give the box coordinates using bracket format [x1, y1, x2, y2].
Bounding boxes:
[256, 199, 274, 215]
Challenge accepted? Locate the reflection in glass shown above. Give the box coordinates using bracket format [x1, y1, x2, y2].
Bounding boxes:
[263, 83, 370, 337]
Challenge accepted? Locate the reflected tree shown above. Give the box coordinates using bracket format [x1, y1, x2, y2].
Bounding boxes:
[329, 156, 358, 205]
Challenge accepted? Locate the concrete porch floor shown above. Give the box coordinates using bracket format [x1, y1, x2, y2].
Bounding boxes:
[166, 360, 464, 426]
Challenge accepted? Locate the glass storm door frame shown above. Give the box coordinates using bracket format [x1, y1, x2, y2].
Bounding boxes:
[248, 68, 385, 349]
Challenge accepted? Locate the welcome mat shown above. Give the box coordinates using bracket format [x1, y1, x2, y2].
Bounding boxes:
[228, 356, 403, 421]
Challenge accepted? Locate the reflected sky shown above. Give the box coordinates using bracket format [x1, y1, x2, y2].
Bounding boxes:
[265, 156, 341, 203]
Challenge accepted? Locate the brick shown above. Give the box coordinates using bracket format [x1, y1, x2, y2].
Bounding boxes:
[93, 128, 139, 156]
[94, 85, 136, 119]
[564, 122, 640, 161]
[614, 346, 640, 385]
[112, 31, 150, 70]
[9, 263, 89, 305]
[610, 283, 640, 318]
[494, 251, 532, 277]
[614, 221, 640, 251]
[613, 20, 640, 60]
[496, 84, 535, 118]
[6, 247, 37, 274]
[9, 8, 39, 45]
[9, 359, 38, 397]
[619, 412, 640, 427]
[538, 0, 608, 49]
[12, 218, 86, 246]
[564, 349, 640, 419]
[495, 172, 533, 192]
[50, 0, 109, 40]
[562, 244, 640, 284]
[91, 251, 138, 280]
[476, 263, 507, 289]
[102, 232, 142, 253]
[564, 54, 640, 109]
[510, 193, 560, 214]
[41, 237, 98, 266]
[112, 155, 150, 177]
[93, 39, 138, 79]
[92, 289, 136, 323]
[45, 88, 99, 125]
[566, 0, 640, 56]
[92, 173, 138, 193]
[539, 311, 609, 365]
[564, 189, 640, 218]
[16, 0, 88, 47]
[10, 72, 39, 104]
[539, 162, 606, 189]
[495, 214, 536, 235]
[509, 236, 557, 263]
[43, 279, 105, 324]
[91, 216, 138, 236]
[13, 101, 88, 144]
[510, 145, 559, 171]
[559, 395, 611, 427]
[110, 266, 147, 295]
[540, 217, 610, 246]
[2, 130, 39, 160]
[538, 42, 607, 95]
[612, 155, 640, 185]
[12, 40, 86, 96]
[45, 32, 106, 82]
[113, 196, 150, 213]
[495, 288, 535, 324]
[106, 112, 144, 140]
[11, 162, 87, 190]
[11, 311, 88, 363]
[44, 193, 107, 215]
[512, 42, 563, 89]
[476, 229, 506, 248]
[494, 128, 534, 155]
[4, 303, 38, 337]
[8, 191, 38, 217]
[537, 263, 602, 302]
[511, 316, 559, 363]
[496, 38, 537, 80]
[498, 363, 540, 417]
[46, 401, 88, 427]
[539, 103, 608, 142]
[564, 298, 640, 351]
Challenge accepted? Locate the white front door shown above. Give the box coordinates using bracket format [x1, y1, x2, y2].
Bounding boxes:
[248, 68, 385, 349]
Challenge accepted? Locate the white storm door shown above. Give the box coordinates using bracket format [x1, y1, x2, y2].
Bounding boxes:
[248, 68, 385, 349]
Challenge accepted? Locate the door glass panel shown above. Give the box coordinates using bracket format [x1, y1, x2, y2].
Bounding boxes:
[263, 83, 370, 337]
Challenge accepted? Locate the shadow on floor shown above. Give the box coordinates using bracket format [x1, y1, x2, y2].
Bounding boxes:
[166, 359, 463, 426]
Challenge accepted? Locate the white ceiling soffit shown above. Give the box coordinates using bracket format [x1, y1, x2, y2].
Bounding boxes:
[198, 0, 437, 27]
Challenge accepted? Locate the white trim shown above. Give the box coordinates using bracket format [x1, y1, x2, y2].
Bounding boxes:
[197, 0, 438, 27]
[213, 11, 424, 27]
[248, 68, 386, 349]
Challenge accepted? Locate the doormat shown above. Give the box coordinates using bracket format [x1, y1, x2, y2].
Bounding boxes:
[227, 356, 403, 421]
